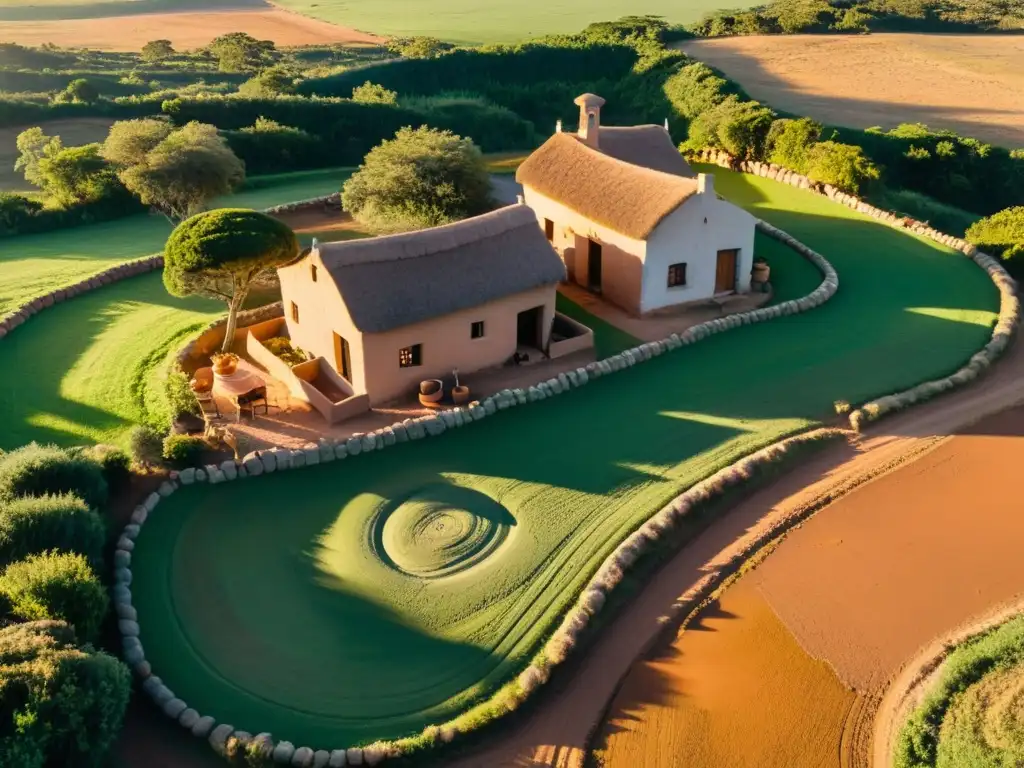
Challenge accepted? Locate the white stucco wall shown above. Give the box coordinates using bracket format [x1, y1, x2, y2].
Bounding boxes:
[641, 189, 757, 313]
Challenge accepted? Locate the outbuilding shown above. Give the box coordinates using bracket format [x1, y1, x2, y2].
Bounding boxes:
[276, 204, 575, 406]
[516, 93, 758, 316]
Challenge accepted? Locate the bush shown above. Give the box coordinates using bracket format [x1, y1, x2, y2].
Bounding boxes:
[342, 125, 493, 233]
[264, 336, 308, 366]
[766, 117, 821, 171]
[223, 118, 326, 175]
[804, 140, 881, 193]
[0, 494, 105, 568]
[162, 434, 207, 467]
[967, 206, 1024, 275]
[84, 444, 131, 494]
[0, 443, 108, 510]
[682, 95, 774, 160]
[129, 424, 164, 467]
[0, 620, 130, 767]
[352, 81, 398, 105]
[0, 552, 108, 644]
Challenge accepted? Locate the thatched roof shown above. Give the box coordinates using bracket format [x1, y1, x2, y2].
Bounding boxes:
[316, 205, 565, 333]
[516, 132, 699, 240]
[599, 126, 695, 178]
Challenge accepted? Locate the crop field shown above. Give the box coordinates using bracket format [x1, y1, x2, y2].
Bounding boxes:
[0, 1, 383, 50]
[678, 34, 1024, 149]
[0, 167, 349, 316]
[127, 168, 999, 749]
[596, 404, 1024, 767]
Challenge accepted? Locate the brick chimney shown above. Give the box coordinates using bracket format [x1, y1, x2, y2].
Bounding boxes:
[698, 173, 714, 195]
[574, 93, 605, 149]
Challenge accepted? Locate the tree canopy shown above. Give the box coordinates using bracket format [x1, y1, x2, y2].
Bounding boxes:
[351, 81, 398, 106]
[342, 126, 493, 233]
[140, 39, 174, 62]
[101, 119, 244, 222]
[163, 209, 298, 350]
[209, 32, 277, 72]
[237, 67, 295, 98]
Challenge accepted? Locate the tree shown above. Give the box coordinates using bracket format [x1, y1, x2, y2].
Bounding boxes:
[102, 120, 244, 222]
[682, 95, 775, 160]
[14, 127, 58, 189]
[342, 126, 493, 233]
[766, 117, 822, 171]
[0, 621, 130, 768]
[351, 81, 398, 106]
[163, 209, 298, 350]
[15, 128, 115, 206]
[386, 36, 455, 59]
[237, 67, 295, 97]
[52, 78, 100, 105]
[966, 207, 1024, 275]
[140, 39, 175, 62]
[209, 32, 276, 72]
[0, 552, 109, 644]
[804, 141, 881, 193]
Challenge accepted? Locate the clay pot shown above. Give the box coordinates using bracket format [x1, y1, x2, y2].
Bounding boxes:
[419, 379, 443, 399]
[753, 261, 770, 283]
[452, 385, 470, 405]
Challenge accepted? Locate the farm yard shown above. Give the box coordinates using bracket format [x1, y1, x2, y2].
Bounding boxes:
[593, 401, 1024, 768]
[118, 168, 1003, 750]
[678, 34, 1024, 149]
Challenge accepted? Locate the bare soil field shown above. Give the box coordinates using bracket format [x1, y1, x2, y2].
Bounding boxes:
[0, 116, 116, 191]
[598, 580, 854, 768]
[678, 33, 1024, 149]
[0, 1, 382, 50]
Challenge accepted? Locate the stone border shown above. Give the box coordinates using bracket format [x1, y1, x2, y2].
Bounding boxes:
[0, 194, 338, 344]
[118, 225, 839, 764]
[689, 148, 1021, 431]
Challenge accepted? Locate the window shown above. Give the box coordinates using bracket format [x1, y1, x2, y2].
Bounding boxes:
[667, 262, 687, 288]
[543, 218, 555, 241]
[290, 301, 300, 323]
[311, 264, 318, 282]
[399, 343, 422, 368]
[471, 320, 485, 339]
[334, 333, 351, 381]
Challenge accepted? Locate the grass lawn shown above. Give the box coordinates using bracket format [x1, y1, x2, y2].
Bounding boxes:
[0, 168, 350, 316]
[129, 168, 998, 750]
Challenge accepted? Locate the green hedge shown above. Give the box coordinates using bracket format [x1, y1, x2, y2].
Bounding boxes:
[0, 444, 108, 510]
[0, 493, 106, 569]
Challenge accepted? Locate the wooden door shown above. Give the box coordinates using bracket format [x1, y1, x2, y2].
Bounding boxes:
[588, 240, 603, 292]
[715, 249, 738, 293]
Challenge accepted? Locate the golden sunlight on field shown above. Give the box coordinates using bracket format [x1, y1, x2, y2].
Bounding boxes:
[679, 33, 1024, 148]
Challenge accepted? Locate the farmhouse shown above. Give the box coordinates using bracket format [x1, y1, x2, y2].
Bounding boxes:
[276, 204, 587, 407]
[517, 93, 757, 316]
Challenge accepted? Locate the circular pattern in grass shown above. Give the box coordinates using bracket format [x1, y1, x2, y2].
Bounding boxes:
[375, 484, 513, 578]
[936, 661, 1024, 765]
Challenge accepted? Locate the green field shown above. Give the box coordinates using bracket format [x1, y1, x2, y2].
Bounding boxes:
[0, 167, 349, 316]
[128, 168, 998, 750]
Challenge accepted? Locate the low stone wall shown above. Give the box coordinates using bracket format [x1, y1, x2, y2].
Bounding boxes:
[548, 311, 596, 359]
[690, 148, 1020, 431]
[120, 223, 840, 765]
[0, 192, 337, 344]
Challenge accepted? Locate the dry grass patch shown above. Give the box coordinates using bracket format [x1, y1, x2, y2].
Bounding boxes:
[678, 34, 1024, 148]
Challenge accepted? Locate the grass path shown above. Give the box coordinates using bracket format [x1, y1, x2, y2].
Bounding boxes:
[0, 168, 348, 316]
[128, 169, 999, 749]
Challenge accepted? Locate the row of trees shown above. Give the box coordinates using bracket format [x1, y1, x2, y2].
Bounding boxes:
[0, 443, 132, 766]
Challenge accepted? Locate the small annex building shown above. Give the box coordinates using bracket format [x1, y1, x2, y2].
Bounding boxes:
[276, 204, 572, 406]
[516, 93, 757, 316]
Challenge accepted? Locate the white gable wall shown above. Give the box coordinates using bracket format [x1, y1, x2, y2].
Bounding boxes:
[641, 193, 757, 313]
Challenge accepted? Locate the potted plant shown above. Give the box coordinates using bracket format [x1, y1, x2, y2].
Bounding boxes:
[211, 352, 239, 376]
[451, 368, 470, 405]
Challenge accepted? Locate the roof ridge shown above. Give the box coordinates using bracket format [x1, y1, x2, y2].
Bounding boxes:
[317, 204, 536, 268]
[568, 133, 698, 188]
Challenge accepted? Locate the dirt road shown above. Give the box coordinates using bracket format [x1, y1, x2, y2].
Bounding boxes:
[450, 319, 1024, 767]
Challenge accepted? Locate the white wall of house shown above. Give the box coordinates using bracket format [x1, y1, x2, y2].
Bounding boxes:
[641, 182, 757, 313]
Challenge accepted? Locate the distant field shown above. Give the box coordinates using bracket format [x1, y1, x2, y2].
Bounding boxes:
[0, 1, 382, 50]
[679, 33, 1024, 149]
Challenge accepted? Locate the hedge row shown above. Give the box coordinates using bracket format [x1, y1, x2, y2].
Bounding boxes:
[122, 221, 838, 764]
[0, 194, 337, 345]
[692, 148, 1021, 430]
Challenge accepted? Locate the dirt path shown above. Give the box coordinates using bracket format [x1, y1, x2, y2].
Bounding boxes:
[449, 321, 1024, 766]
[677, 34, 1024, 148]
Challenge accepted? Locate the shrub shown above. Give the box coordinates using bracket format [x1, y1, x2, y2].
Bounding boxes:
[804, 140, 881, 194]
[264, 336, 307, 366]
[129, 424, 164, 467]
[162, 434, 207, 467]
[342, 126, 493, 232]
[766, 116, 821, 171]
[164, 366, 200, 423]
[352, 81, 398, 105]
[0, 552, 108, 644]
[966, 206, 1024, 275]
[0, 620, 130, 767]
[875, 188, 978, 237]
[682, 95, 775, 160]
[84, 444, 131, 494]
[0, 443, 108, 510]
[0, 494, 105, 568]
